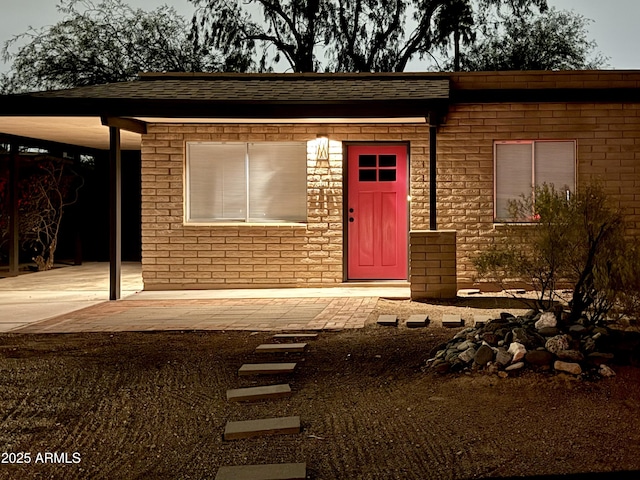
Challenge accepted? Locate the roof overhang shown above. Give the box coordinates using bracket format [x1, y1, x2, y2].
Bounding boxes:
[0, 73, 451, 151]
[0, 116, 143, 151]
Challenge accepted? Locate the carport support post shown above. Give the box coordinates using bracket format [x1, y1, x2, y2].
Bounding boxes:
[109, 127, 121, 300]
[8, 142, 19, 276]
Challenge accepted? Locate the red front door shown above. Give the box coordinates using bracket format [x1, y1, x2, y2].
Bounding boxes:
[347, 144, 408, 280]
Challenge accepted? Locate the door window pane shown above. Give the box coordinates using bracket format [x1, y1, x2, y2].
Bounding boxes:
[359, 169, 377, 182]
[358, 155, 377, 168]
[379, 155, 397, 167]
[379, 169, 396, 182]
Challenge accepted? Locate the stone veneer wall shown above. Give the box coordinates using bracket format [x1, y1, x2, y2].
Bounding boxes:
[410, 231, 457, 299]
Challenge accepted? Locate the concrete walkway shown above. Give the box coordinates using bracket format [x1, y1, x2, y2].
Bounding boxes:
[0, 263, 410, 333]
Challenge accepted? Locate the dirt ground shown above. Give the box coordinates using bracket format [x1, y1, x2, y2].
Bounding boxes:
[1, 299, 640, 480]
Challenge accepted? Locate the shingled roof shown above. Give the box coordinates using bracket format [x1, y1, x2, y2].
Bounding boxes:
[0, 73, 450, 118]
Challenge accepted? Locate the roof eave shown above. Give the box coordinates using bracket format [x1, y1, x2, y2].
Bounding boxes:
[0, 97, 449, 119]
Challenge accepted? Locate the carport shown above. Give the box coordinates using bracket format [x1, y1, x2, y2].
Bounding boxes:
[0, 115, 142, 300]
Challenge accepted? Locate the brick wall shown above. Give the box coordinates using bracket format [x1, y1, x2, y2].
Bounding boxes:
[410, 230, 457, 299]
[140, 78, 640, 291]
[434, 101, 640, 287]
[140, 123, 431, 289]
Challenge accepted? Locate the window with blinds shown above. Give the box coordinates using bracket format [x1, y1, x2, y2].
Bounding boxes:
[185, 142, 307, 223]
[494, 140, 576, 221]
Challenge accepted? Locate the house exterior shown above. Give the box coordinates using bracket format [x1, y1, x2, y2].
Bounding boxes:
[2, 71, 640, 299]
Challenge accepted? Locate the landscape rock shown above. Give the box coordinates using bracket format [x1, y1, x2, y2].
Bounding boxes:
[556, 349, 585, 362]
[525, 350, 554, 366]
[482, 333, 499, 346]
[445, 350, 460, 363]
[545, 335, 570, 355]
[474, 345, 495, 366]
[505, 362, 525, 372]
[458, 347, 477, 364]
[512, 328, 543, 349]
[538, 327, 560, 337]
[599, 364, 616, 378]
[425, 309, 631, 379]
[457, 340, 476, 351]
[554, 361, 582, 375]
[495, 349, 513, 367]
[434, 362, 451, 374]
[569, 324, 588, 335]
[454, 328, 476, 340]
[587, 352, 615, 365]
[535, 312, 557, 330]
[508, 342, 527, 363]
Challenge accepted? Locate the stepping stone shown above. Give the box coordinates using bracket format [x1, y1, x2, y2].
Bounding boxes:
[406, 315, 429, 328]
[273, 333, 318, 339]
[458, 288, 481, 295]
[473, 314, 492, 327]
[224, 416, 301, 440]
[215, 463, 306, 480]
[505, 288, 526, 294]
[442, 314, 463, 328]
[238, 363, 297, 376]
[256, 343, 307, 353]
[226, 384, 292, 403]
[377, 315, 398, 326]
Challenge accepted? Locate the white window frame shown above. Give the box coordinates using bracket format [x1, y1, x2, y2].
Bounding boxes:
[184, 141, 308, 225]
[494, 140, 577, 222]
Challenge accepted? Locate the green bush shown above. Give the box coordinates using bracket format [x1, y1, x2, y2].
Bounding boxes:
[474, 182, 639, 324]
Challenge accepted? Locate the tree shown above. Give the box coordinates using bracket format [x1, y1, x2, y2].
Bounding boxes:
[0, 155, 83, 271]
[189, 0, 551, 73]
[1, 0, 224, 93]
[451, 7, 608, 71]
[190, 0, 331, 72]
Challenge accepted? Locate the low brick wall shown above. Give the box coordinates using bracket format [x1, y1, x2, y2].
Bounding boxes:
[410, 230, 457, 300]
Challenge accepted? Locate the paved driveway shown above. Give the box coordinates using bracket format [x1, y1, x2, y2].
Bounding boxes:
[0, 263, 409, 333]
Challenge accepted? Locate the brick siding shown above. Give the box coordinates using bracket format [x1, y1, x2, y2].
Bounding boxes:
[140, 123, 431, 289]
[140, 72, 640, 291]
[436, 101, 640, 287]
[410, 231, 457, 299]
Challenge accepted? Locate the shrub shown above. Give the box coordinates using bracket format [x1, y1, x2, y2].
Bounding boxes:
[474, 182, 639, 324]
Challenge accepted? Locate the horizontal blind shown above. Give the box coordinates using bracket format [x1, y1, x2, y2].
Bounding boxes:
[186, 143, 246, 221]
[248, 143, 307, 222]
[534, 141, 576, 193]
[495, 143, 532, 221]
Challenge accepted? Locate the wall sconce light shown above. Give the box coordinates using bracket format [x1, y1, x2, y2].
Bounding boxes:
[316, 135, 329, 161]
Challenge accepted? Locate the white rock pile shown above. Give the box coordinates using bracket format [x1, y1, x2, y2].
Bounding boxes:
[426, 310, 638, 378]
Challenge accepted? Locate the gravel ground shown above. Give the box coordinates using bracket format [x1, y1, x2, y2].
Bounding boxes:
[0, 298, 639, 479]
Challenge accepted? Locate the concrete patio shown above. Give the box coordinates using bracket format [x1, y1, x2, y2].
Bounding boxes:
[0, 263, 410, 333]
